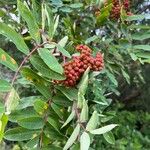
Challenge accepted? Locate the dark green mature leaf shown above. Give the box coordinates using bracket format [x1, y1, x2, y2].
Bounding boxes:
[51, 103, 64, 119]
[9, 108, 39, 123]
[90, 124, 118, 135]
[16, 96, 42, 110]
[17, 0, 41, 43]
[103, 131, 115, 145]
[56, 86, 78, 101]
[0, 79, 11, 92]
[0, 48, 18, 71]
[25, 136, 39, 149]
[0, 23, 29, 54]
[80, 132, 90, 150]
[47, 117, 60, 132]
[38, 48, 63, 74]
[4, 127, 40, 141]
[133, 45, 150, 51]
[30, 55, 66, 80]
[63, 124, 80, 150]
[21, 67, 51, 99]
[18, 117, 44, 129]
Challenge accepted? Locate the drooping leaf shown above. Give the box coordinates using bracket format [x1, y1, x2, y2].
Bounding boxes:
[63, 124, 80, 150]
[5, 88, 20, 114]
[61, 110, 75, 128]
[17, 0, 41, 43]
[4, 127, 40, 141]
[30, 55, 65, 80]
[80, 132, 90, 150]
[38, 48, 63, 74]
[0, 79, 11, 92]
[86, 111, 99, 131]
[0, 48, 18, 71]
[90, 124, 118, 135]
[0, 23, 29, 54]
[17, 117, 44, 129]
[103, 131, 115, 145]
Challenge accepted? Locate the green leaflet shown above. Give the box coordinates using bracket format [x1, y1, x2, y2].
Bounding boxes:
[17, 0, 41, 43]
[38, 48, 63, 74]
[0, 23, 29, 54]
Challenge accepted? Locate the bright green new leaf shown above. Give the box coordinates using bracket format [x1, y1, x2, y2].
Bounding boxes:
[5, 88, 20, 114]
[80, 100, 88, 122]
[0, 79, 11, 92]
[18, 117, 44, 129]
[0, 23, 29, 54]
[30, 55, 65, 80]
[61, 110, 75, 128]
[4, 127, 40, 141]
[80, 132, 90, 150]
[17, 0, 41, 43]
[103, 131, 115, 145]
[86, 111, 99, 131]
[63, 124, 80, 150]
[90, 124, 118, 135]
[34, 99, 48, 115]
[0, 114, 8, 141]
[38, 48, 63, 74]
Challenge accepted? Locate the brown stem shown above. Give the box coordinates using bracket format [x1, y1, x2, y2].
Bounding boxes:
[11, 42, 47, 86]
[74, 103, 86, 131]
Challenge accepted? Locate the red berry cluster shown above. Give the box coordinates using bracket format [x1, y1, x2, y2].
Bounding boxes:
[55, 45, 104, 87]
[110, 0, 132, 20]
